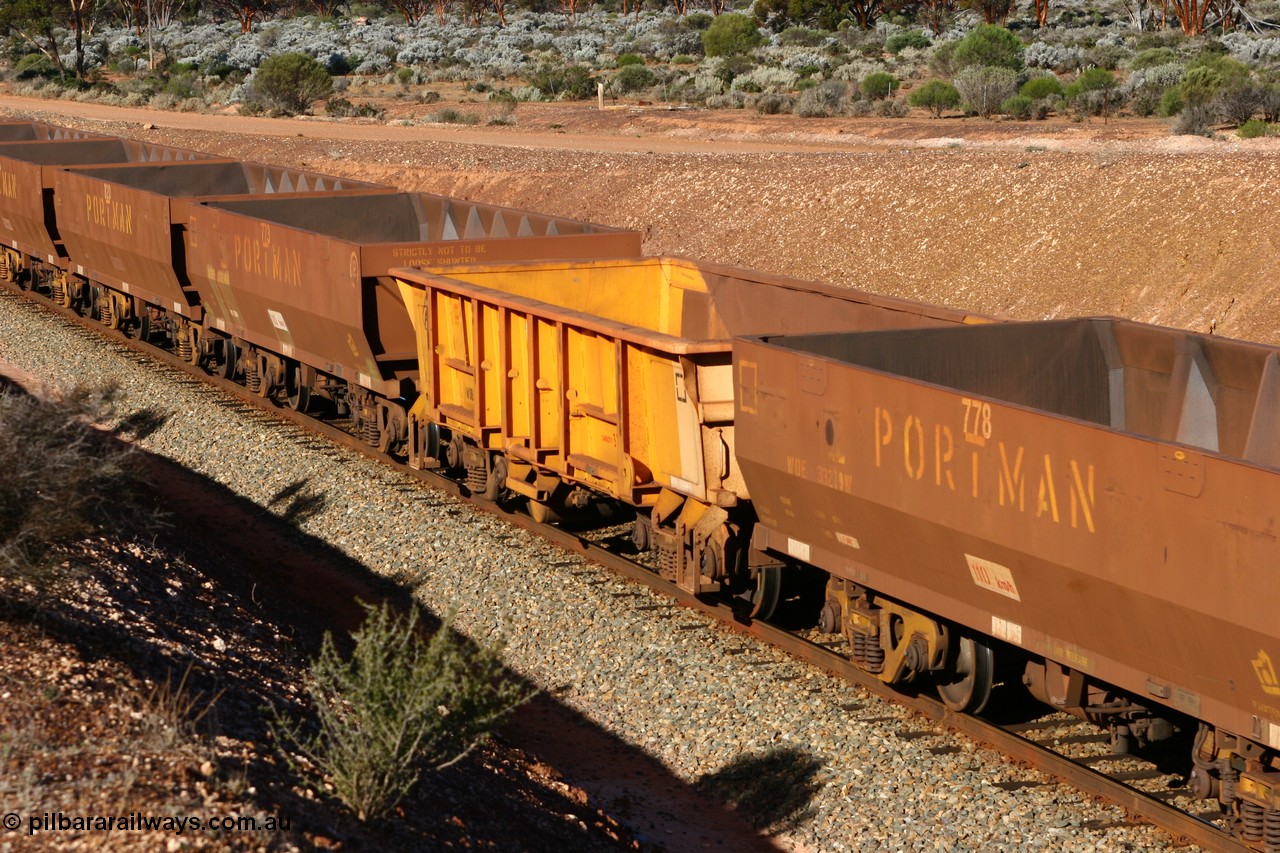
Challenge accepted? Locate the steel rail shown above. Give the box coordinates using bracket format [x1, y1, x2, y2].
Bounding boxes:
[0, 283, 1244, 852]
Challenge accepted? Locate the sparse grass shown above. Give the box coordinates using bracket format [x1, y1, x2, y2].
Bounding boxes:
[0, 384, 161, 608]
[138, 661, 224, 750]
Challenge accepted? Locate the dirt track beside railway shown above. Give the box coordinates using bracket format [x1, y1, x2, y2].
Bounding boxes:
[3, 93, 1277, 346]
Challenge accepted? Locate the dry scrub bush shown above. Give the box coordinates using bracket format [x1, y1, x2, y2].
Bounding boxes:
[273, 601, 534, 822]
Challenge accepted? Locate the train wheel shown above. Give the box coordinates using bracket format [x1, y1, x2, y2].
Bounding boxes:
[285, 363, 311, 412]
[217, 340, 238, 380]
[936, 635, 995, 714]
[527, 499, 560, 524]
[125, 310, 150, 342]
[737, 565, 782, 621]
[481, 454, 508, 502]
[630, 515, 651, 552]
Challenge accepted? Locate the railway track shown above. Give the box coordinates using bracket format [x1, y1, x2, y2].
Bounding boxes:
[1, 282, 1243, 852]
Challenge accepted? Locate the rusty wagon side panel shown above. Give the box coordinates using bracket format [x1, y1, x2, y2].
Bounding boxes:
[0, 138, 211, 266]
[52, 161, 390, 321]
[734, 317, 1280, 748]
[184, 194, 642, 398]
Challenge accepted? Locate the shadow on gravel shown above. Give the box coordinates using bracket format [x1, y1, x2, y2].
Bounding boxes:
[267, 477, 328, 526]
[11, 432, 787, 851]
[694, 747, 823, 836]
[114, 406, 170, 441]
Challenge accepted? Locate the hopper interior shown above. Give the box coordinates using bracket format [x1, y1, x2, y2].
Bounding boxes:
[0, 138, 211, 262]
[764, 317, 1280, 465]
[0, 121, 105, 142]
[52, 161, 390, 315]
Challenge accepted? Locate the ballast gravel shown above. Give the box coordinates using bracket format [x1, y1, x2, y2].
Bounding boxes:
[0, 292, 1202, 853]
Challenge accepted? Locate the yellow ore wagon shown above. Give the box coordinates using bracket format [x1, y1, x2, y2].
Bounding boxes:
[395, 256, 984, 615]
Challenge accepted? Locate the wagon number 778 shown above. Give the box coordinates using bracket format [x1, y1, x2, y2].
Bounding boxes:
[961, 397, 993, 446]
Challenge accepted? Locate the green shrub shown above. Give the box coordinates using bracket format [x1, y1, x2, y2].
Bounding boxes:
[1002, 93, 1034, 119]
[1065, 68, 1121, 117]
[250, 52, 333, 115]
[617, 53, 645, 67]
[1020, 75, 1063, 100]
[908, 79, 961, 117]
[614, 63, 658, 94]
[861, 71, 898, 100]
[703, 13, 766, 57]
[1186, 52, 1249, 89]
[1129, 46, 1177, 70]
[1180, 64, 1225, 108]
[778, 26, 828, 47]
[1087, 43, 1128, 70]
[713, 55, 755, 86]
[1065, 67, 1116, 99]
[273, 602, 532, 822]
[886, 31, 931, 55]
[396, 66, 414, 86]
[14, 54, 58, 80]
[952, 24, 1024, 72]
[929, 40, 959, 77]
[1238, 118, 1273, 138]
[1159, 86, 1185, 117]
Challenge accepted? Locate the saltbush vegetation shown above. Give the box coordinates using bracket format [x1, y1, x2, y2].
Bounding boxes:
[4, 2, 1280, 132]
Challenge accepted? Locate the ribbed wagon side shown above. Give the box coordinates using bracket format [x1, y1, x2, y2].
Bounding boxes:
[183, 193, 642, 452]
[733, 317, 1280, 844]
[0, 120, 105, 142]
[395, 256, 987, 614]
[51, 160, 390, 362]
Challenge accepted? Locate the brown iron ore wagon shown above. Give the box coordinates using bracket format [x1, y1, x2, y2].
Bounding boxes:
[0, 137, 213, 303]
[734, 317, 1280, 837]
